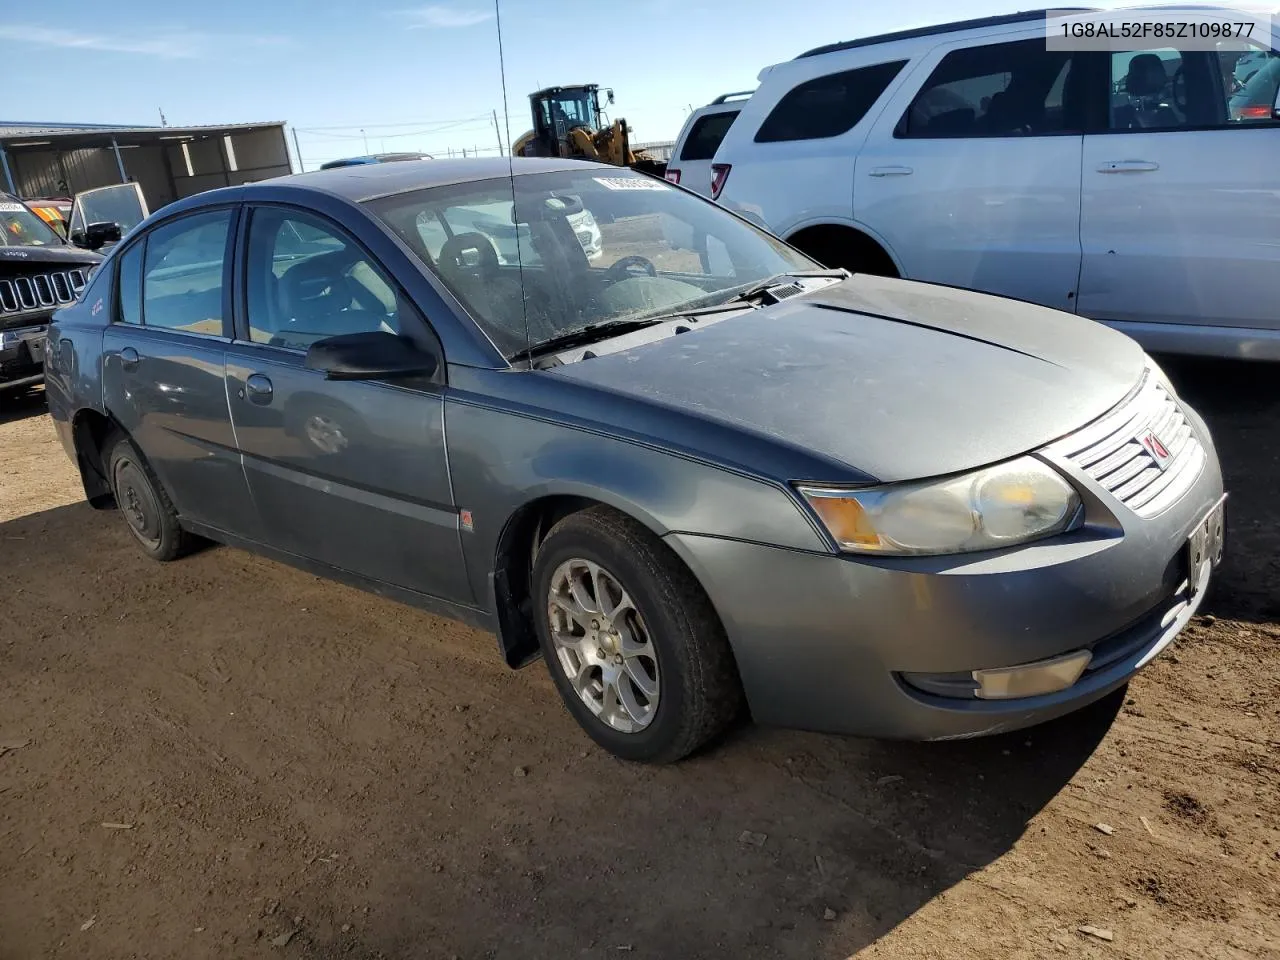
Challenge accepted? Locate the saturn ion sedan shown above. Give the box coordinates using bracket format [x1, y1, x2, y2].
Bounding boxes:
[45, 158, 1225, 763]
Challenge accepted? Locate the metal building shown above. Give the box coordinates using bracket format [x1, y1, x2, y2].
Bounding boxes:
[0, 121, 293, 209]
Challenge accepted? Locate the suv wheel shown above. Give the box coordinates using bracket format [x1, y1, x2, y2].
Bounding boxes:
[531, 506, 743, 763]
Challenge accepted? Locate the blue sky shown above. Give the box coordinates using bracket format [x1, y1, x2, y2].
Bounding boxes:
[10, 0, 1031, 167]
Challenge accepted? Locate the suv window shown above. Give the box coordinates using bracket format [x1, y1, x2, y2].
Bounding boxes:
[245, 208, 404, 350]
[1108, 45, 1277, 131]
[900, 39, 1078, 138]
[755, 60, 906, 142]
[141, 210, 232, 335]
[680, 110, 739, 160]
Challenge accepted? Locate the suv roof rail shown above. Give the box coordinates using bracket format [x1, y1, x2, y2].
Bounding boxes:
[710, 91, 755, 105]
[794, 7, 1096, 59]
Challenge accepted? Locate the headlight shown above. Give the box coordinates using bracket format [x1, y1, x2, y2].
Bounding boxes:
[797, 456, 1080, 556]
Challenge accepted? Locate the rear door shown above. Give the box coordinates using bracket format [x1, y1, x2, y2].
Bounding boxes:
[1077, 40, 1280, 343]
[101, 206, 260, 537]
[856, 35, 1087, 311]
[224, 204, 473, 605]
[667, 106, 742, 197]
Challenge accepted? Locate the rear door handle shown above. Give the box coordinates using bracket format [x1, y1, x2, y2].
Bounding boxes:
[244, 373, 274, 405]
[869, 165, 914, 177]
[1097, 160, 1159, 173]
[120, 346, 140, 370]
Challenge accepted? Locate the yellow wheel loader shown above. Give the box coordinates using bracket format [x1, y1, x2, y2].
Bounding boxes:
[511, 84, 666, 177]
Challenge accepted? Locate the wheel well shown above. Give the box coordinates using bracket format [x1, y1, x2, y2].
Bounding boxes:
[492, 495, 598, 668]
[71, 409, 119, 509]
[786, 224, 899, 277]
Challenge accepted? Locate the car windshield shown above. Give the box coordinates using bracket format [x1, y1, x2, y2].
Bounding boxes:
[0, 198, 65, 247]
[367, 168, 815, 358]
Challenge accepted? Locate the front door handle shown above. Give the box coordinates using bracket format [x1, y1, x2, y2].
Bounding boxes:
[869, 165, 914, 177]
[1097, 160, 1159, 174]
[244, 373, 274, 405]
[120, 346, 140, 370]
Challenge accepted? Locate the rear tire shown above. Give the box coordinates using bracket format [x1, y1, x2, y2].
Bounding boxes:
[531, 506, 743, 763]
[105, 433, 196, 562]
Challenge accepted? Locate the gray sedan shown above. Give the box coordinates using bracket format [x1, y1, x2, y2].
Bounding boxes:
[45, 158, 1226, 762]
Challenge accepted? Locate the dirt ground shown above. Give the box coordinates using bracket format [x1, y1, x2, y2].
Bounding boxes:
[1, 356, 1277, 960]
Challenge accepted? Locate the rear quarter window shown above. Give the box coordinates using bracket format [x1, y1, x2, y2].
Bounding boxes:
[679, 110, 740, 160]
[754, 60, 908, 143]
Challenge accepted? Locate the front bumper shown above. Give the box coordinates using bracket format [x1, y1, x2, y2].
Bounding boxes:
[0, 323, 48, 391]
[664, 403, 1225, 741]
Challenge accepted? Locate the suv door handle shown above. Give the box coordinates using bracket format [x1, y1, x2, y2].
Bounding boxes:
[869, 165, 914, 177]
[244, 373, 274, 405]
[1098, 160, 1159, 173]
[120, 346, 140, 370]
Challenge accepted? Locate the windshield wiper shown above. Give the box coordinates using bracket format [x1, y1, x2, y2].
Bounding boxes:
[521, 317, 666, 358]
[517, 269, 850, 360]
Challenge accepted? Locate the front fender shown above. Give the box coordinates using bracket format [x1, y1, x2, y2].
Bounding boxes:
[444, 392, 829, 617]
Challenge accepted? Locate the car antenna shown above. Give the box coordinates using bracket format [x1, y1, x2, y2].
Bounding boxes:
[493, 0, 532, 365]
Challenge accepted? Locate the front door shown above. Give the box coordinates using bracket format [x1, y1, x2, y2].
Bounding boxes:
[101, 207, 259, 537]
[224, 205, 473, 605]
[857, 35, 1086, 311]
[1078, 42, 1280, 338]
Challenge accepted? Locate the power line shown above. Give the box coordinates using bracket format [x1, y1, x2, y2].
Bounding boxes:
[294, 115, 490, 132]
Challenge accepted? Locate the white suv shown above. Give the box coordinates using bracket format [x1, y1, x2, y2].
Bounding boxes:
[664, 91, 752, 197]
[712, 9, 1280, 360]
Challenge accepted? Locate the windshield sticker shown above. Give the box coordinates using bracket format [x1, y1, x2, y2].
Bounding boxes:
[0, 202, 29, 212]
[592, 177, 669, 191]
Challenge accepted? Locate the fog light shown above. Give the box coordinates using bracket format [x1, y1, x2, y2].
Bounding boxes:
[973, 649, 1092, 700]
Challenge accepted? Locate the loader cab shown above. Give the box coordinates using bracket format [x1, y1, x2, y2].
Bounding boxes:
[529, 84, 609, 157]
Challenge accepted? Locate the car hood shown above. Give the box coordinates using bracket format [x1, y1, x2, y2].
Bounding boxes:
[0, 244, 102, 269]
[545, 275, 1147, 482]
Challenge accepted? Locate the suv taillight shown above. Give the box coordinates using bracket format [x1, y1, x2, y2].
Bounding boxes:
[664, 169, 681, 184]
[710, 163, 731, 200]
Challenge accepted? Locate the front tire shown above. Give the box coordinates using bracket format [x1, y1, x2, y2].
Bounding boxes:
[105, 434, 196, 561]
[531, 506, 743, 763]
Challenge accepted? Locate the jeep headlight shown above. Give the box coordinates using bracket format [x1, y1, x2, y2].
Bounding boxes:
[797, 456, 1080, 556]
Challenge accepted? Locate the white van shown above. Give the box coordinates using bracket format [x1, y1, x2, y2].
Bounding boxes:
[663, 92, 752, 197]
[711, 8, 1280, 360]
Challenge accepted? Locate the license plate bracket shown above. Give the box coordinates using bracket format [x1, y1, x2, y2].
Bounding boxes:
[1186, 495, 1226, 600]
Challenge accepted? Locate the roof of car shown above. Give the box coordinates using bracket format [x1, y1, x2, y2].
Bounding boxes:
[794, 7, 1095, 59]
[269, 156, 611, 202]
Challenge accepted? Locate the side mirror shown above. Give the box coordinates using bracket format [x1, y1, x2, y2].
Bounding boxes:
[71, 221, 122, 250]
[1274, 84, 1280, 119]
[303, 331, 438, 382]
[606, 89, 615, 105]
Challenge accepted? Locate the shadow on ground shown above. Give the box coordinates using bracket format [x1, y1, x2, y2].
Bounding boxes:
[0, 385, 46, 426]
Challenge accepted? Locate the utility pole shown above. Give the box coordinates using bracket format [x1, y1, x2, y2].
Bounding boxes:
[292, 127, 305, 173]
[492, 108, 504, 156]
[361, 128, 369, 153]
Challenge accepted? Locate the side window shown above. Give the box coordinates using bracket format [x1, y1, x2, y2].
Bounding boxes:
[755, 60, 906, 142]
[245, 208, 404, 351]
[115, 242, 143, 326]
[1109, 48, 1190, 130]
[680, 110, 739, 160]
[141, 210, 232, 334]
[1222, 44, 1280, 123]
[900, 40, 1078, 138]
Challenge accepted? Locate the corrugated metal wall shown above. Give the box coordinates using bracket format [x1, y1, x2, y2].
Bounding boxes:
[4, 126, 291, 208]
[9, 147, 120, 197]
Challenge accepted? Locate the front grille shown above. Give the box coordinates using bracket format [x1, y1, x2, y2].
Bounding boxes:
[1047, 369, 1205, 518]
[0, 268, 88, 317]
